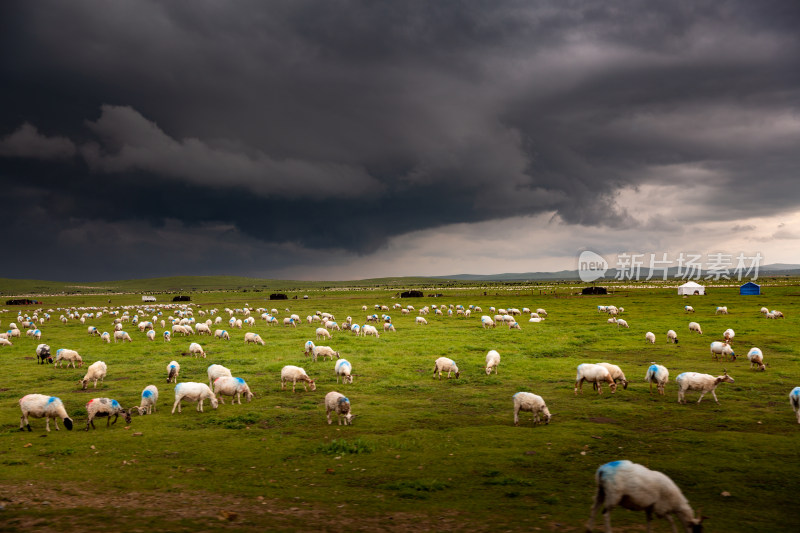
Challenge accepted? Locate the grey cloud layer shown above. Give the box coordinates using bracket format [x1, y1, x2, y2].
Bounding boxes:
[1, 0, 799, 279]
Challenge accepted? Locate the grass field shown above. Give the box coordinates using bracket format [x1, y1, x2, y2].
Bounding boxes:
[0, 280, 798, 532]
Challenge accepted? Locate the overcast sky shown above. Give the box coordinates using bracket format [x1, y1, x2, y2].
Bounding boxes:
[2, 1, 799, 281]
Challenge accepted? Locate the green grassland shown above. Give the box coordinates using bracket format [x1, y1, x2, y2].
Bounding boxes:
[0, 281, 798, 531]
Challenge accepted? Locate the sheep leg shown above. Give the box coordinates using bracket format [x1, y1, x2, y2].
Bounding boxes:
[649, 381, 653, 394]
[514, 405, 520, 426]
[697, 392, 706, 404]
[711, 390, 719, 403]
[327, 409, 333, 425]
[172, 399, 182, 414]
[198, 400, 203, 412]
[53, 417, 60, 431]
[664, 513, 678, 533]
[281, 379, 286, 390]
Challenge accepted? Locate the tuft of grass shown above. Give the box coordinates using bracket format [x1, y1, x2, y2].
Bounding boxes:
[315, 438, 374, 455]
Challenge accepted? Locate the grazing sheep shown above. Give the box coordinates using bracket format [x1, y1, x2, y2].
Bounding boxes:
[7, 328, 21, 338]
[676, 371, 734, 404]
[214, 329, 230, 340]
[244, 332, 265, 345]
[645, 332, 656, 344]
[607, 318, 617, 325]
[214, 376, 254, 404]
[416, 317, 428, 325]
[19, 394, 74, 432]
[433, 357, 460, 379]
[715, 306, 728, 315]
[36, 344, 52, 364]
[710, 341, 735, 362]
[79, 361, 107, 390]
[790, 387, 800, 424]
[114, 330, 133, 343]
[512, 392, 551, 426]
[362, 325, 380, 338]
[207, 364, 232, 387]
[311, 345, 339, 362]
[172, 382, 219, 413]
[760, 307, 769, 315]
[54, 349, 83, 368]
[303, 340, 316, 355]
[746, 347, 765, 371]
[536, 308, 548, 317]
[325, 391, 353, 425]
[85, 397, 133, 430]
[667, 330, 678, 344]
[280, 365, 316, 392]
[684, 305, 694, 313]
[575, 364, 617, 395]
[586, 460, 704, 533]
[146, 330, 156, 341]
[31, 329, 42, 341]
[383, 322, 396, 332]
[97, 330, 110, 343]
[481, 316, 496, 329]
[350, 324, 361, 336]
[595, 363, 628, 390]
[188, 342, 206, 358]
[645, 363, 669, 395]
[334, 359, 353, 384]
[485, 350, 500, 375]
[316, 327, 332, 340]
[508, 321, 521, 330]
[616, 319, 629, 329]
[195, 323, 211, 335]
[167, 361, 180, 383]
[771, 310, 785, 319]
[723, 328, 735, 342]
[283, 317, 297, 328]
[163, 331, 171, 342]
[132, 385, 159, 415]
[688, 322, 702, 335]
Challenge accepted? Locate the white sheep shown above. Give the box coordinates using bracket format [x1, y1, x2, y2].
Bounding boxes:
[684, 305, 694, 313]
[85, 397, 133, 429]
[99, 331, 110, 343]
[528, 317, 544, 323]
[244, 332, 265, 345]
[362, 325, 380, 338]
[508, 321, 521, 330]
[280, 365, 316, 392]
[644, 363, 669, 395]
[723, 328, 735, 342]
[512, 392, 551, 426]
[433, 357, 459, 379]
[383, 323, 396, 332]
[214, 376, 254, 404]
[188, 342, 206, 358]
[167, 361, 180, 383]
[481, 316, 495, 329]
[164, 331, 171, 342]
[595, 363, 628, 390]
[536, 308, 547, 317]
[146, 330, 156, 341]
[196, 323, 211, 335]
[771, 310, 785, 318]
[616, 319, 629, 329]
[325, 391, 353, 425]
[114, 330, 133, 343]
[334, 359, 353, 384]
[133, 385, 159, 414]
[485, 350, 500, 375]
[172, 382, 219, 413]
[760, 307, 769, 315]
[746, 347, 765, 371]
[312, 345, 339, 362]
[676, 371, 734, 404]
[79, 361, 107, 390]
[790, 387, 800, 424]
[709, 341, 735, 362]
[214, 329, 230, 340]
[715, 306, 728, 315]
[586, 460, 704, 533]
[416, 317, 428, 325]
[283, 317, 297, 328]
[688, 322, 702, 335]
[54, 348, 83, 368]
[19, 394, 74, 432]
[316, 327, 332, 340]
[575, 364, 616, 395]
[667, 330, 678, 344]
[645, 332, 656, 344]
[207, 364, 232, 387]
[0, 338, 13, 347]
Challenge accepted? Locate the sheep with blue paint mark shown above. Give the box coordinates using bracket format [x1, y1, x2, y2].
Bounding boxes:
[55, 348, 83, 368]
[167, 361, 180, 383]
[133, 385, 159, 414]
[715, 306, 728, 315]
[79, 361, 107, 390]
[644, 363, 669, 395]
[207, 364, 232, 388]
[244, 332, 265, 345]
[214, 376, 253, 404]
[586, 460, 704, 532]
[335, 359, 353, 384]
[325, 391, 353, 425]
[85, 397, 133, 430]
[19, 394, 74, 432]
[481, 316, 495, 329]
[790, 387, 800, 423]
[746, 347, 765, 371]
[146, 329, 156, 341]
[172, 382, 219, 413]
[362, 325, 380, 338]
[383, 322, 396, 332]
[512, 392, 551, 426]
[433, 357, 459, 379]
[214, 329, 229, 340]
[283, 317, 296, 328]
[676, 371, 734, 404]
[101, 331, 111, 343]
[114, 330, 132, 343]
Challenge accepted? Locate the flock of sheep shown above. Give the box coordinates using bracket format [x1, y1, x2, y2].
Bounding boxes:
[3, 296, 797, 532]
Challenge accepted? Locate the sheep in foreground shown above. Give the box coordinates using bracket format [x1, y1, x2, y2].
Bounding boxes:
[325, 391, 354, 425]
[645, 363, 669, 395]
[676, 371, 734, 404]
[167, 361, 180, 383]
[485, 350, 501, 375]
[595, 363, 628, 390]
[54, 349, 83, 368]
[79, 361, 107, 390]
[0, 338, 12, 347]
[36, 344, 52, 364]
[207, 364, 232, 388]
[316, 327, 332, 340]
[575, 364, 616, 395]
[334, 359, 353, 384]
[512, 392, 551, 426]
[746, 347, 765, 371]
[244, 332, 265, 345]
[645, 332, 656, 344]
[586, 460, 704, 533]
[688, 322, 702, 335]
[172, 382, 219, 413]
[280, 365, 316, 392]
[188, 342, 206, 358]
[433, 357, 459, 379]
[709, 341, 735, 362]
[133, 385, 158, 414]
[85, 397, 133, 430]
[790, 387, 800, 424]
[667, 330, 679, 344]
[214, 376, 254, 404]
[19, 394, 74, 431]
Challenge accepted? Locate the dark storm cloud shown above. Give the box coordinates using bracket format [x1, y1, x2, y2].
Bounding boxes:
[1, 0, 799, 280]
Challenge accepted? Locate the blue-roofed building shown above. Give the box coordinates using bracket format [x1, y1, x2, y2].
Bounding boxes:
[740, 281, 760, 295]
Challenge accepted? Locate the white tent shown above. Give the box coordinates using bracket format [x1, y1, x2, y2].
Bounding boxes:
[677, 281, 705, 296]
